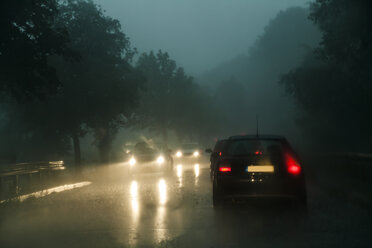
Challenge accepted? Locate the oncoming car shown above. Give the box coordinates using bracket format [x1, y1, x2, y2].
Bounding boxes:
[208, 135, 307, 206]
[174, 143, 202, 161]
[128, 142, 173, 174]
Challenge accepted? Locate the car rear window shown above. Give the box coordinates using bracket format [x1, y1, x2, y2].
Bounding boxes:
[224, 139, 284, 156]
[213, 140, 226, 152]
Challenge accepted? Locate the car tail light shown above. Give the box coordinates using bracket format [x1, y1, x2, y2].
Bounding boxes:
[219, 166, 231, 172]
[285, 153, 301, 175]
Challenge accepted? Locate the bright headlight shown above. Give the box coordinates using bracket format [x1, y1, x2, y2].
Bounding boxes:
[157, 155, 165, 164]
[193, 151, 200, 157]
[129, 157, 136, 166]
[176, 151, 182, 157]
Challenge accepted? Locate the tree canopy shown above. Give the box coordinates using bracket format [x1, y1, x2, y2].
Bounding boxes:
[0, 0, 144, 164]
[0, 0, 73, 101]
[136, 50, 215, 143]
[281, 0, 372, 150]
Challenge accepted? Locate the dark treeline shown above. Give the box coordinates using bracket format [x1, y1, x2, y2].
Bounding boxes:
[280, 0, 372, 152]
[0, 0, 371, 165]
[202, 0, 372, 152]
[0, 0, 217, 165]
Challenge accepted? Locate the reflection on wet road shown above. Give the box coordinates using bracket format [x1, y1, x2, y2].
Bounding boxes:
[0, 157, 371, 247]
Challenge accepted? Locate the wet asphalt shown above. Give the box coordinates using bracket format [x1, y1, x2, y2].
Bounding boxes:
[0, 156, 371, 248]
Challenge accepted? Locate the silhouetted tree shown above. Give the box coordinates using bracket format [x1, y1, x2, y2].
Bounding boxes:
[52, 0, 142, 164]
[0, 0, 73, 101]
[135, 51, 174, 143]
[136, 50, 213, 144]
[2, 0, 144, 164]
[281, 0, 372, 150]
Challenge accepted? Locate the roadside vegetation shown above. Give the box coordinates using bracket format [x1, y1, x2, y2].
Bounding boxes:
[0, 0, 371, 165]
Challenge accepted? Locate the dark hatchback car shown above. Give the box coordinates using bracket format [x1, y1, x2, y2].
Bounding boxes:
[208, 135, 306, 206]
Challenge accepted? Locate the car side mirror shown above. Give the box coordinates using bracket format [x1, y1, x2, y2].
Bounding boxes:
[205, 148, 212, 153]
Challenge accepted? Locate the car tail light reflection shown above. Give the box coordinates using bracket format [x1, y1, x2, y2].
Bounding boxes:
[285, 154, 301, 175]
[219, 166, 231, 172]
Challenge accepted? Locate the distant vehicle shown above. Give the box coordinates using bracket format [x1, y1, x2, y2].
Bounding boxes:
[128, 142, 173, 174]
[207, 135, 307, 206]
[174, 143, 202, 160]
[122, 143, 135, 159]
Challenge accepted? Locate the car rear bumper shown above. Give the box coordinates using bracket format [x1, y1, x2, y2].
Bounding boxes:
[216, 176, 305, 198]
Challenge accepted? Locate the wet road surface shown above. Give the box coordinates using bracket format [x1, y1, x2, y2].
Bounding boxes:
[0, 156, 371, 247]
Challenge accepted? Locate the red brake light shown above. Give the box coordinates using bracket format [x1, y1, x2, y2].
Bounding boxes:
[285, 154, 301, 175]
[288, 164, 301, 174]
[255, 150, 262, 155]
[219, 166, 231, 172]
[219, 152, 222, 156]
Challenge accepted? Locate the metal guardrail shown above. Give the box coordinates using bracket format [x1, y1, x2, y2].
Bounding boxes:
[0, 161, 66, 201]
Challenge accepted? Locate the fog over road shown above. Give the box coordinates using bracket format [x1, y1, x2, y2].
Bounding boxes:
[94, 0, 309, 75]
[0, 156, 371, 247]
[1, 1, 371, 247]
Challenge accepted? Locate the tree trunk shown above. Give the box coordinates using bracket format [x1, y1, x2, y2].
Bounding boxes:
[98, 128, 111, 164]
[72, 131, 81, 167]
[99, 143, 110, 164]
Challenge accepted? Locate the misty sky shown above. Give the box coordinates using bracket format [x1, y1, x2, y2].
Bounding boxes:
[94, 0, 309, 76]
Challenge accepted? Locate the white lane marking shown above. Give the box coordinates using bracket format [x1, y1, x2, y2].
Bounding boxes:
[0, 181, 92, 204]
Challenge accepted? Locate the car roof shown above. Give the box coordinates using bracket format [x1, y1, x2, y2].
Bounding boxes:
[228, 134, 286, 140]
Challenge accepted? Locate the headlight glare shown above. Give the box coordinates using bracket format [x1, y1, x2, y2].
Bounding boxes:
[176, 151, 182, 157]
[193, 151, 200, 157]
[157, 155, 165, 164]
[129, 157, 136, 166]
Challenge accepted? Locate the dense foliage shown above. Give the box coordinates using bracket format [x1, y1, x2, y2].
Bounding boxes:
[0, 0, 144, 164]
[135, 51, 216, 144]
[0, 0, 73, 101]
[281, 0, 372, 150]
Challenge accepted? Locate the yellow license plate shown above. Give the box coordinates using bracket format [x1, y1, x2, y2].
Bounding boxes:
[247, 165, 274, 173]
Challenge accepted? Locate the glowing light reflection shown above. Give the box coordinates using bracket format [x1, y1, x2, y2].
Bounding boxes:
[130, 181, 139, 214]
[177, 164, 182, 187]
[155, 206, 167, 243]
[194, 164, 200, 186]
[129, 181, 139, 247]
[158, 179, 167, 205]
[0, 181, 92, 204]
[194, 163, 200, 177]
